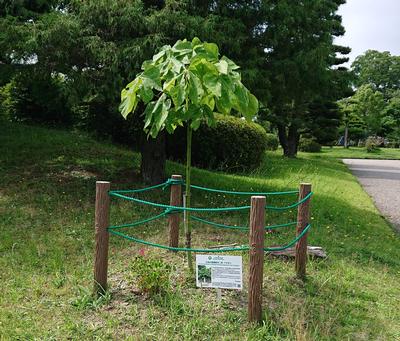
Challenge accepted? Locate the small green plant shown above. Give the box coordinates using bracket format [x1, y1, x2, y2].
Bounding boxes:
[52, 272, 67, 289]
[131, 256, 172, 295]
[71, 285, 112, 310]
[299, 138, 322, 153]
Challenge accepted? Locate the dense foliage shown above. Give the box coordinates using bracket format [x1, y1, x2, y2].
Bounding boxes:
[340, 50, 400, 145]
[0, 0, 352, 176]
[298, 138, 322, 153]
[166, 114, 267, 171]
[265, 133, 279, 151]
[119, 38, 258, 136]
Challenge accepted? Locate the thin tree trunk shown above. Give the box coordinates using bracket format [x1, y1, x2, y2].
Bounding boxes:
[278, 124, 299, 157]
[277, 124, 289, 155]
[140, 131, 166, 185]
[185, 123, 193, 272]
[286, 124, 299, 157]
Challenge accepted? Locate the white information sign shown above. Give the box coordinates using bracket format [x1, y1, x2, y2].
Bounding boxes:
[196, 255, 242, 290]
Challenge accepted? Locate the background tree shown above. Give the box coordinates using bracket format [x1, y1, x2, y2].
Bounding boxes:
[260, 0, 351, 156]
[352, 50, 400, 99]
[351, 84, 385, 136]
[339, 50, 400, 144]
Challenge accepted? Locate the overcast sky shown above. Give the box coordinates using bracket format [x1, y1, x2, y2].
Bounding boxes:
[335, 0, 400, 65]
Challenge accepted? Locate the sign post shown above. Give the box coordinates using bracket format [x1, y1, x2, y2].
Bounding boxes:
[196, 255, 243, 290]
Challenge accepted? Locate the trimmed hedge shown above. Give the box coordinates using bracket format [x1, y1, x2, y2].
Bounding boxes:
[166, 114, 268, 171]
[265, 133, 279, 151]
[299, 137, 322, 153]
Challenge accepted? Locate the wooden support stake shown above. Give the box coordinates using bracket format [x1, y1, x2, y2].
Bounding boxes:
[295, 183, 312, 280]
[94, 181, 111, 295]
[168, 174, 182, 249]
[248, 196, 266, 323]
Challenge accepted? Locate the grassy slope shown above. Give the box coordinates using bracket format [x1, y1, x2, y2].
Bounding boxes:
[0, 123, 399, 340]
[317, 146, 400, 160]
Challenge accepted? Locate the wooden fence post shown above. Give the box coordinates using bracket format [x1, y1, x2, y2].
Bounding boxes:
[248, 196, 266, 323]
[168, 174, 182, 249]
[295, 183, 312, 280]
[94, 181, 111, 295]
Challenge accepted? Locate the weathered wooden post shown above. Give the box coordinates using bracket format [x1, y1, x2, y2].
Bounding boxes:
[295, 183, 312, 280]
[168, 174, 182, 249]
[94, 181, 111, 295]
[248, 196, 266, 323]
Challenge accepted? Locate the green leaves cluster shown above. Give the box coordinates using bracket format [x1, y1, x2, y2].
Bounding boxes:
[120, 37, 258, 138]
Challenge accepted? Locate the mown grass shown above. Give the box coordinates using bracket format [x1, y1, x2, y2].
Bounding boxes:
[314, 146, 400, 160]
[0, 122, 399, 340]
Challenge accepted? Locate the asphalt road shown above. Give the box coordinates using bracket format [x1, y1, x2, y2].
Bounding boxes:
[342, 159, 400, 232]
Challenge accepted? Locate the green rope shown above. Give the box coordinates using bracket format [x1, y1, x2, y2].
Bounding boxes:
[266, 192, 313, 211]
[108, 229, 250, 252]
[110, 181, 168, 194]
[108, 212, 168, 230]
[191, 216, 248, 231]
[190, 183, 299, 196]
[108, 190, 312, 212]
[108, 191, 251, 212]
[107, 224, 311, 252]
[191, 215, 298, 231]
[264, 223, 311, 251]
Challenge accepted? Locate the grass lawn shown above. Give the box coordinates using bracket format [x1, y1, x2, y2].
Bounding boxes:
[1, 122, 399, 340]
[311, 146, 400, 160]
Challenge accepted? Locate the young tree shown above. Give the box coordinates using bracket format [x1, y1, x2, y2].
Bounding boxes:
[119, 38, 258, 270]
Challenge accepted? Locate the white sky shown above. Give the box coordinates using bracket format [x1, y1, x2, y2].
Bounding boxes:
[335, 0, 400, 66]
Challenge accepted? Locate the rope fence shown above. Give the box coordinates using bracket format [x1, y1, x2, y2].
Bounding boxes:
[105, 178, 313, 253]
[93, 176, 314, 324]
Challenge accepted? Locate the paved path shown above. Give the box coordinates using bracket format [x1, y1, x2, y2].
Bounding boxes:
[342, 159, 400, 232]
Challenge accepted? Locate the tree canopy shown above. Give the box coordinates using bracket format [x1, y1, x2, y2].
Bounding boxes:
[119, 37, 258, 137]
[352, 50, 400, 98]
[0, 0, 354, 178]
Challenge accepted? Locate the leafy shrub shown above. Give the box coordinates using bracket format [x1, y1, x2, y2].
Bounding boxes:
[131, 256, 172, 295]
[4, 72, 74, 126]
[265, 133, 279, 151]
[386, 141, 400, 148]
[299, 138, 322, 153]
[167, 114, 268, 171]
[0, 80, 16, 121]
[365, 137, 380, 153]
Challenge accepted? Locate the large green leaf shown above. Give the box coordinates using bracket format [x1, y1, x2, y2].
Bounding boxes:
[119, 89, 137, 119]
[169, 77, 186, 108]
[203, 73, 221, 97]
[143, 101, 155, 129]
[142, 64, 162, 91]
[203, 42, 219, 59]
[188, 71, 204, 104]
[215, 59, 228, 75]
[246, 93, 259, 119]
[138, 86, 153, 104]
